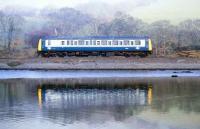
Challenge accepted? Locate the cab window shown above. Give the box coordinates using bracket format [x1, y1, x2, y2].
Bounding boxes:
[48, 40, 51, 45]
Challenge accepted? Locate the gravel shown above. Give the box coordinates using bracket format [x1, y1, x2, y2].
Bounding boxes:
[0, 57, 200, 70]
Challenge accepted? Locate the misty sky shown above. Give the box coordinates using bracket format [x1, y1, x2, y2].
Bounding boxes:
[0, 0, 199, 24]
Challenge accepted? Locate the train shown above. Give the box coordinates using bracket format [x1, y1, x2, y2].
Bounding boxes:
[37, 36, 152, 57]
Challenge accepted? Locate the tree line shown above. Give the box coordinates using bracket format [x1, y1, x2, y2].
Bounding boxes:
[0, 7, 200, 56]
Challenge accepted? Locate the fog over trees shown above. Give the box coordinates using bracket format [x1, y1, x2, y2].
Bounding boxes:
[0, 7, 199, 56]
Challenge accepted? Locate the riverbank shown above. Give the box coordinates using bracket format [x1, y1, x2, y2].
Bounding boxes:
[0, 57, 200, 70]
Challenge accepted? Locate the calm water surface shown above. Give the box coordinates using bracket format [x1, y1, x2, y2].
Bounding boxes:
[0, 70, 200, 79]
[0, 78, 200, 129]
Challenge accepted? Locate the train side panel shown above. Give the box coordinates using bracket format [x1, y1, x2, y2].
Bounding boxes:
[41, 39, 150, 52]
[37, 37, 153, 57]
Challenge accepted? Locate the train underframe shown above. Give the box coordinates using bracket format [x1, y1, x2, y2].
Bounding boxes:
[38, 51, 152, 57]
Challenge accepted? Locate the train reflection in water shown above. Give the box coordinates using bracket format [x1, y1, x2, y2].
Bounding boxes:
[37, 84, 153, 109]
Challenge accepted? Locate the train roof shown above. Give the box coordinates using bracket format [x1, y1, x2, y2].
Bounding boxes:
[42, 36, 150, 40]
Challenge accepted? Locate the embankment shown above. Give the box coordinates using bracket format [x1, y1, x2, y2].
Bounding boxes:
[0, 57, 200, 70]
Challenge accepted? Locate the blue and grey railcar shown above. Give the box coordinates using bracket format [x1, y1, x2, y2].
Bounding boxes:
[37, 36, 152, 57]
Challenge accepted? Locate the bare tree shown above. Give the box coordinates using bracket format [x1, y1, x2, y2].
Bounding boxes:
[0, 14, 24, 52]
[98, 12, 145, 36]
[0, 11, 7, 49]
[178, 20, 200, 50]
[7, 16, 15, 51]
[147, 20, 177, 56]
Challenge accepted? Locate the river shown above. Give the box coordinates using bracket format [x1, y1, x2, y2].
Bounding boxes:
[0, 73, 200, 129]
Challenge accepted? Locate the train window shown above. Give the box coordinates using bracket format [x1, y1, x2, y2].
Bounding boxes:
[135, 40, 141, 45]
[70, 41, 73, 45]
[113, 41, 118, 46]
[67, 40, 70, 45]
[61, 41, 65, 45]
[79, 41, 84, 45]
[130, 40, 134, 45]
[73, 40, 78, 45]
[78, 41, 81, 45]
[118, 40, 124, 45]
[111, 42, 114, 45]
[96, 40, 101, 45]
[107, 40, 112, 45]
[93, 41, 96, 45]
[85, 40, 90, 45]
[126, 41, 130, 45]
[101, 41, 107, 45]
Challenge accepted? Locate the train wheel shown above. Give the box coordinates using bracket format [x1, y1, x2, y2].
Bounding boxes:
[41, 53, 45, 57]
[36, 52, 41, 58]
[124, 53, 130, 57]
[139, 52, 148, 58]
[100, 52, 106, 57]
[42, 53, 47, 57]
[106, 52, 114, 57]
[56, 52, 65, 57]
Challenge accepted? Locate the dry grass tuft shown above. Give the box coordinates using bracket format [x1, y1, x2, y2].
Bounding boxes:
[176, 50, 200, 58]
